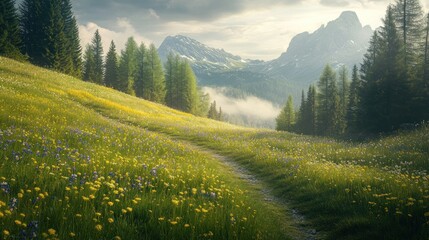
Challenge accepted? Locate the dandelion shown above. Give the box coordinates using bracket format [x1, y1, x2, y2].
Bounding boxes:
[15, 220, 22, 225]
[69, 232, 76, 237]
[3, 230, 10, 236]
[95, 224, 103, 231]
[158, 217, 165, 221]
[170, 221, 178, 225]
[108, 218, 114, 223]
[184, 224, 190, 228]
[107, 201, 114, 206]
[172, 199, 180, 206]
[48, 228, 56, 235]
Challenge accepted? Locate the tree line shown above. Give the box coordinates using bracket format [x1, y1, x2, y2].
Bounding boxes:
[277, 0, 429, 136]
[0, 0, 209, 116]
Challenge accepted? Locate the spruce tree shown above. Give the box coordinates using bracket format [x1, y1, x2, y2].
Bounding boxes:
[295, 90, 306, 133]
[276, 96, 295, 131]
[20, 0, 45, 66]
[91, 29, 104, 84]
[306, 85, 317, 135]
[393, 0, 424, 69]
[183, 60, 198, 113]
[82, 44, 95, 82]
[338, 65, 349, 134]
[118, 37, 137, 93]
[0, 0, 25, 60]
[104, 41, 119, 89]
[44, 0, 71, 73]
[208, 101, 219, 120]
[143, 44, 165, 103]
[61, 0, 81, 77]
[317, 64, 339, 136]
[346, 65, 362, 133]
[165, 53, 179, 108]
[134, 42, 146, 97]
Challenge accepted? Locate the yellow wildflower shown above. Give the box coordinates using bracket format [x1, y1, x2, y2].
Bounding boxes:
[48, 228, 56, 235]
[95, 224, 103, 231]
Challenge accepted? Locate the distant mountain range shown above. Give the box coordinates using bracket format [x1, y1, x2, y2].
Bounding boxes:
[158, 11, 373, 105]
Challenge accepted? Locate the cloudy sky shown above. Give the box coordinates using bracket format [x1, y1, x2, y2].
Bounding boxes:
[74, 0, 429, 61]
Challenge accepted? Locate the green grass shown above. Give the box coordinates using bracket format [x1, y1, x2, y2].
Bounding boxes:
[1, 57, 428, 239]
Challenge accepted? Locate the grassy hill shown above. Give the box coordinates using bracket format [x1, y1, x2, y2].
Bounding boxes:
[0, 57, 428, 239]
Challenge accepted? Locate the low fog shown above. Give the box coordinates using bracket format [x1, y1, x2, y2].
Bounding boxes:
[203, 87, 281, 128]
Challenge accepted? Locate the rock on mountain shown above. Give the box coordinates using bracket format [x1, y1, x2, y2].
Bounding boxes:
[260, 11, 373, 85]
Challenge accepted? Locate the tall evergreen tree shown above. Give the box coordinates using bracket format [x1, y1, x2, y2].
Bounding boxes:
[346, 65, 362, 133]
[142, 44, 165, 103]
[21, 0, 79, 74]
[61, 0, 81, 77]
[276, 95, 295, 131]
[360, 6, 409, 132]
[44, 0, 71, 73]
[306, 85, 317, 135]
[118, 37, 137, 93]
[82, 44, 95, 82]
[91, 29, 104, 84]
[295, 90, 306, 133]
[317, 64, 340, 136]
[165, 53, 179, 108]
[134, 42, 146, 97]
[0, 0, 25, 60]
[393, 0, 424, 69]
[338, 65, 349, 134]
[20, 0, 45, 66]
[104, 41, 119, 89]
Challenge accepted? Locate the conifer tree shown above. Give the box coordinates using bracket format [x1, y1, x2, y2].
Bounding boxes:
[82, 44, 95, 82]
[276, 96, 295, 131]
[360, 6, 409, 132]
[317, 64, 339, 136]
[208, 101, 218, 120]
[142, 44, 165, 103]
[165, 53, 179, 108]
[196, 90, 210, 117]
[20, 0, 46, 66]
[393, 0, 424, 69]
[104, 41, 119, 89]
[44, 0, 71, 73]
[134, 42, 146, 97]
[61, 0, 81, 77]
[338, 65, 349, 134]
[306, 85, 317, 135]
[0, 0, 25, 60]
[295, 90, 306, 133]
[346, 65, 362, 133]
[91, 29, 104, 84]
[21, 0, 80, 74]
[118, 37, 137, 93]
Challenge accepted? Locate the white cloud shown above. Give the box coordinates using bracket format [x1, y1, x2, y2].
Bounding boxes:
[79, 18, 152, 54]
[203, 87, 281, 120]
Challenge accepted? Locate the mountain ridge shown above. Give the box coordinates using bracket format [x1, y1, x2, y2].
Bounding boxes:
[158, 11, 373, 105]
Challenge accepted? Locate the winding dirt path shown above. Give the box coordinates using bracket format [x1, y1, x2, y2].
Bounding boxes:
[190, 145, 320, 240]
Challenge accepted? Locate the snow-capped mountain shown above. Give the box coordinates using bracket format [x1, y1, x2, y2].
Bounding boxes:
[158, 35, 260, 74]
[158, 11, 373, 104]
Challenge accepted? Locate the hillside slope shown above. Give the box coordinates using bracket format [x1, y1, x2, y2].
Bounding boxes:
[1, 58, 428, 239]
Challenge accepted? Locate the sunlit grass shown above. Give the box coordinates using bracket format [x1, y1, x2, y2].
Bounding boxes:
[1, 57, 428, 239]
[0, 57, 289, 239]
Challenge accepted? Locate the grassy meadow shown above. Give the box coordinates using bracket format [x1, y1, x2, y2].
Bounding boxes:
[0, 57, 428, 239]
